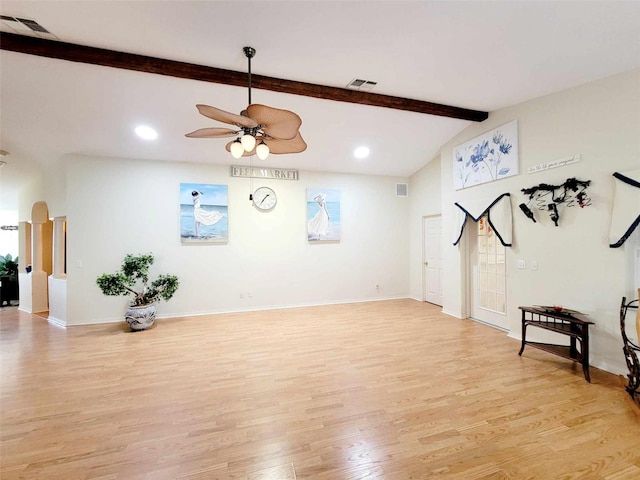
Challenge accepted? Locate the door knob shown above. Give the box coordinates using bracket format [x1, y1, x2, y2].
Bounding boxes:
[424, 262, 429, 266]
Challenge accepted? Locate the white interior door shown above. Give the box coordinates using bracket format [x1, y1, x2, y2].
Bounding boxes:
[467, 215, 509, 330]
[423, 216, 443, 306]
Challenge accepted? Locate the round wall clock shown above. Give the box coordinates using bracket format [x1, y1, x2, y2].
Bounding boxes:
[252, 186, 277, 211]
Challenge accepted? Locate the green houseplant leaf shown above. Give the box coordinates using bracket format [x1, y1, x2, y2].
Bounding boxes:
[96, 253, 179, 306]
[0, 254, 19, 278]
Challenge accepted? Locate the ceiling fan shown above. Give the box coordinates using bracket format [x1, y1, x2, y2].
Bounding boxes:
[185, 47, 307, 160]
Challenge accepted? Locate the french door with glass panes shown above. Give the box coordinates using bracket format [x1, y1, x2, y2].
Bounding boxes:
[468, 214, 509, 330]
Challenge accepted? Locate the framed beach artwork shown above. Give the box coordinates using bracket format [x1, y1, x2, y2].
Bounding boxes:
[453, 120, 519, 190]
[180, 183, 228, 244]
[307, 188, 341, 242]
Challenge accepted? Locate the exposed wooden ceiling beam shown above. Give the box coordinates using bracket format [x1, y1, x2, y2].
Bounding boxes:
[0, 32, 488, 122]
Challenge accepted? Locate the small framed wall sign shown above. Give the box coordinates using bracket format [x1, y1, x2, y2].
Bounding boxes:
[180, 183, 228, 244]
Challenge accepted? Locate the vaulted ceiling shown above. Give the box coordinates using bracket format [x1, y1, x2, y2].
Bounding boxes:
[1, 1, 639, 210]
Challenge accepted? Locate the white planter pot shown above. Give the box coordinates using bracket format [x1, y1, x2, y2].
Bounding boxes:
[125, 304, 157, 331]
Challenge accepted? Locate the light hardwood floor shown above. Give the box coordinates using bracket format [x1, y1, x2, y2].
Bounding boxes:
[1, 299, 639, 479]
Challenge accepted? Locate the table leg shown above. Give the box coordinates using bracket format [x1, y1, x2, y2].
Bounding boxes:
[570, 336, 577, 359]
[518, 312, 527, 356]
[582, 328, 591, 382]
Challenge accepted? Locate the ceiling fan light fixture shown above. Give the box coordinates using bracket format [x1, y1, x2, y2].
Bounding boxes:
[241, 133, 256, 152]
[230, 139, 244, 159]
[256, 141, 270, 160]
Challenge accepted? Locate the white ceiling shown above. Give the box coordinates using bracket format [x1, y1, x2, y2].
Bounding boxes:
[1, 1, 639, 211]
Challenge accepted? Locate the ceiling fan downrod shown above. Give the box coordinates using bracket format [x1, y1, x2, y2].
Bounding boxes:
[243, 46, 256, 105]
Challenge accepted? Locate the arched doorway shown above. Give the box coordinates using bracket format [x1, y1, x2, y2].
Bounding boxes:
[18, 201, 53, 313]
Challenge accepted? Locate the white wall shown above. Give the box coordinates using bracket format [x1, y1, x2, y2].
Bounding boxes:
[0, 210, 19, 258]
[64, 155, 410, 325]
[17, 170, 45, 221]
[410, 68, 640, 374]
[408, 157, 442, 301]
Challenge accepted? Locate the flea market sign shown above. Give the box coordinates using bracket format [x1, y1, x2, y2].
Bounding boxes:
[230, 166, 299, 181]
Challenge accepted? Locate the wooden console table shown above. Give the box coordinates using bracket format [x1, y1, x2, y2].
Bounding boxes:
[518, 306, 594, 382]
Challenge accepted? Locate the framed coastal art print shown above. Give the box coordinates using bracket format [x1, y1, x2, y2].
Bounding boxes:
[307, 188, 341, 242]
[453, 120, 519, 190]
[180, 183, 228, 244]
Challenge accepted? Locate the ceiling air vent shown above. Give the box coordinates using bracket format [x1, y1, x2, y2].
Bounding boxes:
[0, 15, 57, 39]
[346, 78, 378, 91]
[396, 183, 409, 197]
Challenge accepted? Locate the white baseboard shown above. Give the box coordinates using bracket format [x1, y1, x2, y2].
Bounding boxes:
[47, 316, 67, 328]
[441, 309, 463, 319]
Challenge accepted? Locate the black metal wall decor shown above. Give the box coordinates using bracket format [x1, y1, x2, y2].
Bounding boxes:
[609, 171, 640, 248]
[620, 296, 640, 407]
[519, 177, 592, 226]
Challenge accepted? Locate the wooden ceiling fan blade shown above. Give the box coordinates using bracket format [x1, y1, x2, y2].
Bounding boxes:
[264, 132, 307, 154]
[196, 104, 258, 128]
[185, 127, 239, 138]
[246, 104, 302, 140]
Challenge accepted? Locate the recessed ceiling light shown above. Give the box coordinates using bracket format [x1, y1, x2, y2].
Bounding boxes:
[354, 146, 370, 159]
[135, 125, 158, 140]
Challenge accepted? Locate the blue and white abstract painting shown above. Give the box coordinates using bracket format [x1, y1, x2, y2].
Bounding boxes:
[180, 183, 228, 244]
[307, 188, 341, 242]
[453, 120, 519, 190]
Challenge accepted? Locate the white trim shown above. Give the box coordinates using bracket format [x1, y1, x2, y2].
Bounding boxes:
[441, 309, 464, 319]
[467, 316, 509, 333]
[47, 316, 67, 328]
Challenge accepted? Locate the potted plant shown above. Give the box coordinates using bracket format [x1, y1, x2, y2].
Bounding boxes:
[0, 254, 19, 306]
[96, 253, 179, 331]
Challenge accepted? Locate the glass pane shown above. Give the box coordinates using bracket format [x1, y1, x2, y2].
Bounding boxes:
[496, 293, 506, 313]
[486, 292, 497, 311]
[496, 275, 506, 294]
[478, 218, 486, 235]
[479, 255, 487, 272]
[479, 236, 487, 253]
[487, 232, 496, 249]
[480, 290, 488, 308]
[488, 273, 497, 291]
[488, 257, 497, 273]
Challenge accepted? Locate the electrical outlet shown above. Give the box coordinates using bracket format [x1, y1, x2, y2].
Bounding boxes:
[517, 260, 526, 269]
[531, 260, 538, 271]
